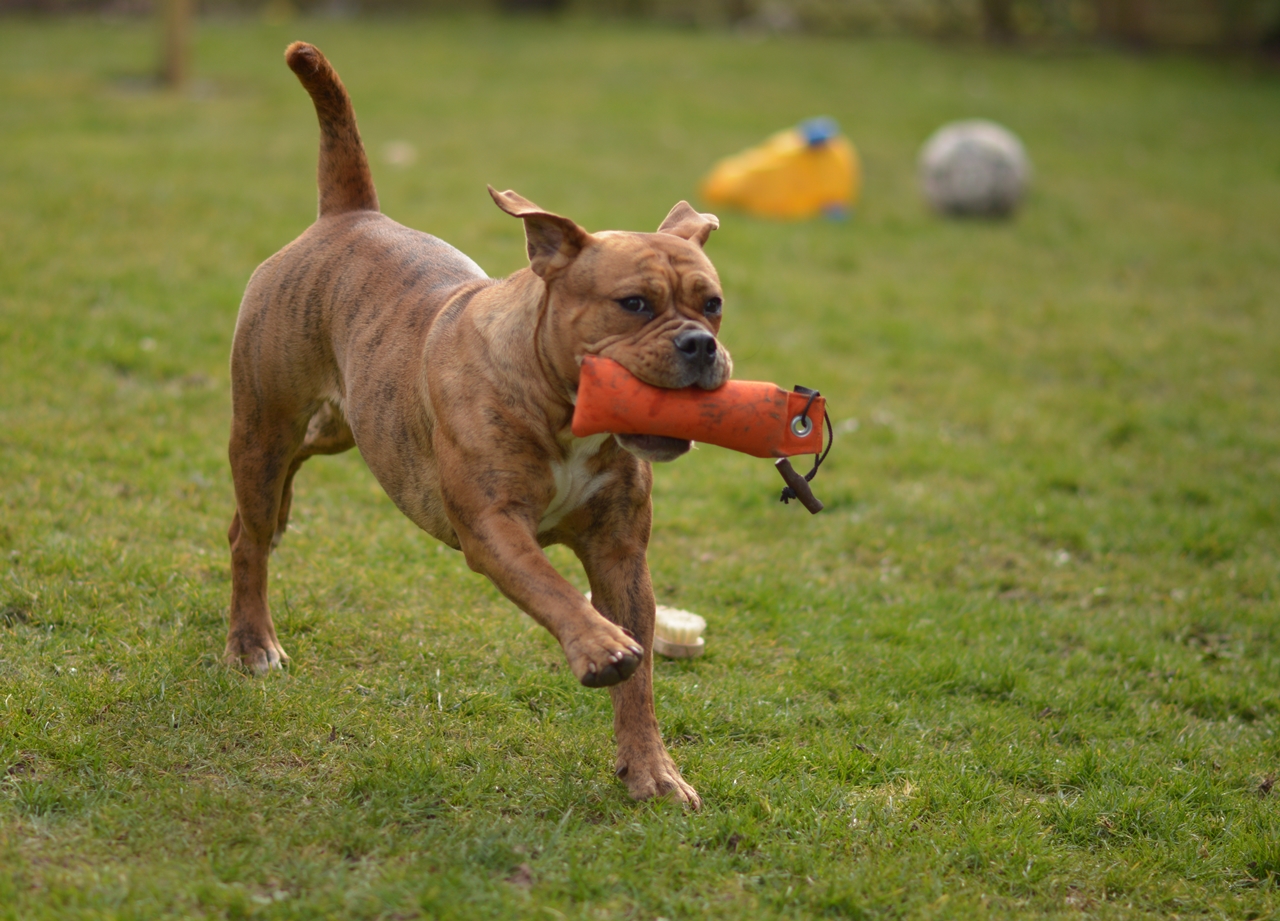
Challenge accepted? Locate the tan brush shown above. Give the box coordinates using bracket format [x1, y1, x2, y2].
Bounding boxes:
[586, 593, 707, 659]
[653, 605, 707, 659]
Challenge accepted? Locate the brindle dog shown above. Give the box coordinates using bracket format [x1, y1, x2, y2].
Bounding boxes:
[226, 43, 730, 807]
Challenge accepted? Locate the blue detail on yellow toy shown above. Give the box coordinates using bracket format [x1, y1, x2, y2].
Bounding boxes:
[700, 117, 861, 220]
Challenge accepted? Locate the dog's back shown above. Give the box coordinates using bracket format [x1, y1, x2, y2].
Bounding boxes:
[230, 42, 490, 547]
[232, 43, 487, 436]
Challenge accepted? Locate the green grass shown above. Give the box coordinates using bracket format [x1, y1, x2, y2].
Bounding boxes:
[2, 14, 1279, 919]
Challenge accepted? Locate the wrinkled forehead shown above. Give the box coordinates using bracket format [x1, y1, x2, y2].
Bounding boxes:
[581, 231, 721, 290]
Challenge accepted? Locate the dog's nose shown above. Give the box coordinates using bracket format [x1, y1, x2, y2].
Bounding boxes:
[673, 329, 717, 370]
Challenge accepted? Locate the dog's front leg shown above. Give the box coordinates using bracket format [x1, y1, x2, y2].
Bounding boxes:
[448, 506, 645, 689]
[572, 532, 701, 809]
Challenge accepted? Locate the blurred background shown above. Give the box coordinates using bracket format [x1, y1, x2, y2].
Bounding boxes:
[2, 1, 1279, 913]
[4, 0, 1280, 54]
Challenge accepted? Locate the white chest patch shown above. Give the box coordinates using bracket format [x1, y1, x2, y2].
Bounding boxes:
[538, 433, 611, 534]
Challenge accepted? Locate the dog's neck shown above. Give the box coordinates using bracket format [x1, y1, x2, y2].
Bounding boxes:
[461, 270, 579, 419]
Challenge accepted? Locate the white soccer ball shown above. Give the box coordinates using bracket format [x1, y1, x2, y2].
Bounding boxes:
[919, 120, 1030, 217]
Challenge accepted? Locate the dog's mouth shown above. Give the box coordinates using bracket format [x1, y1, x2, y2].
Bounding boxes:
[596, 333, 732, 394]
[611, 359, 730, 393]
[614, 433, 692, 463]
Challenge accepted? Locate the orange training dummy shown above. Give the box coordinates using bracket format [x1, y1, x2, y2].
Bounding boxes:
[573, 355, 831, 513]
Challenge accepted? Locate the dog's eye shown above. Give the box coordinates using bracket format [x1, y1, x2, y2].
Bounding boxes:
[617, 296, 652, 316]
[703, 297, 723, 317]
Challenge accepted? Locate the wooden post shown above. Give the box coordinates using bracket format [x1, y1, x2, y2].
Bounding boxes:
[1215, 0, 1252, 50]
[160, 0, 194, 89]
[981, 0, 1017, 43]
[1095, 0, 1149, 48]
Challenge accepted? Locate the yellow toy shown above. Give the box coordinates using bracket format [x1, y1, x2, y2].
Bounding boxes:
[700, 117, 861, 220]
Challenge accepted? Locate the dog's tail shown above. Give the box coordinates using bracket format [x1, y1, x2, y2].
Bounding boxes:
[285, 42, 380, 216]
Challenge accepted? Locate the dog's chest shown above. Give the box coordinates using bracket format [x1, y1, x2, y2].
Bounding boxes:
[539, 434, 612, 533]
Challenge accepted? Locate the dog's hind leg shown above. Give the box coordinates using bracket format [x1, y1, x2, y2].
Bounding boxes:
[274, 401, 355, 549]
[225, 402, 314, 674]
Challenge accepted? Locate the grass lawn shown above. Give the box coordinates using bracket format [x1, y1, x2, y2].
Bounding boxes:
[2, 13, 1279, 919]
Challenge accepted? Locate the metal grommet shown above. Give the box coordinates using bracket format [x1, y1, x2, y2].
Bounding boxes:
[791, 414, 813, 438]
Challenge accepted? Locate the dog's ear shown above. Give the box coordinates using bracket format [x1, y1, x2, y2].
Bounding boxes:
[657, 201, 719, 248]
[489, 186, 589, 280]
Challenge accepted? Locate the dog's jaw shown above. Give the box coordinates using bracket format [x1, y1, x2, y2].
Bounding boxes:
[614, 433, 693, 463]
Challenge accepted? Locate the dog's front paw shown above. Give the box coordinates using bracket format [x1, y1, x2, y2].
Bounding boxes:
[616, 749, 700, 809]
[223, 634, 289, 676]
[564, 624, 644, 688]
